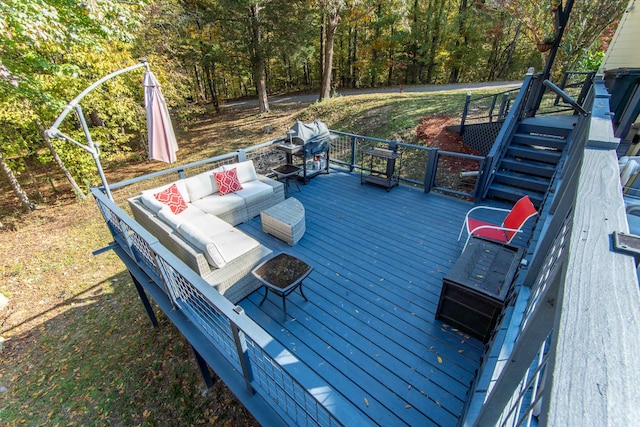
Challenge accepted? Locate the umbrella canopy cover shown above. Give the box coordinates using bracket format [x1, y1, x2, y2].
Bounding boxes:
[144, 71, 178, 163]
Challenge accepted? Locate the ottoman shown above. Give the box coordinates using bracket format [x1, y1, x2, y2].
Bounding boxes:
[260, 197, 306, 245]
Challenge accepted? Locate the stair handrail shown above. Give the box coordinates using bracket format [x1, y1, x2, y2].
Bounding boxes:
[543, 79, 589, 116]
[476, 68, 537, 200]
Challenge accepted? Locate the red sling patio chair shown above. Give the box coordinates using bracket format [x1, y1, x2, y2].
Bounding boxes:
[458, 195, 538, 251]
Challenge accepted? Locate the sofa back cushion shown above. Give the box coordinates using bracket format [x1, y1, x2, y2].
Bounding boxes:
[184, 168, 222, 201]
[225, 160, 258, 184]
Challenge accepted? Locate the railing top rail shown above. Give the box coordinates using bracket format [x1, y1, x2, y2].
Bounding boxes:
[464, 86, 521, 103]
[107, 137, 286, 191]
[546, 145, 640, 426]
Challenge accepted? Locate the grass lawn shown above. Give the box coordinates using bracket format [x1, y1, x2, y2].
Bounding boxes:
[0, 88, 481, 425]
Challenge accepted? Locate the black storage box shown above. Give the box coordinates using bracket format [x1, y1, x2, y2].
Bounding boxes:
[436, 237, 522, 343]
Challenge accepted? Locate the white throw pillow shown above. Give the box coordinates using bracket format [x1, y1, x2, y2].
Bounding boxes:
[225, 160, 257, 184]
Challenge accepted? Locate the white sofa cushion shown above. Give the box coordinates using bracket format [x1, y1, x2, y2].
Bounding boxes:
[183, 168, 223, 201]
[177, 222, 259, 269]
[225, 160, 258, 184]
[141, 180, 190, 214]
[157, 205, 206, 230]
[158, 205, 229, 232]
[191, 192, 245, 216]
[234, 180, 274, 205]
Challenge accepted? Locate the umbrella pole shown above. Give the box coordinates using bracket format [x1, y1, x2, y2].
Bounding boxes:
[47, 59, 151, 202]
[75, 105, 114, 201]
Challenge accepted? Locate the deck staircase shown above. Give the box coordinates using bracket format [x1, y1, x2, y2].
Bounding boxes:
[484, 115, 578, 207]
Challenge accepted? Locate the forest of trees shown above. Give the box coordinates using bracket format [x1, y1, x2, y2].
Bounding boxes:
[0, 0, 628, 212]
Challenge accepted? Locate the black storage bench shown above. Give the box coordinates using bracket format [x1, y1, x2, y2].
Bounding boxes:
[436, 237, 522, 343]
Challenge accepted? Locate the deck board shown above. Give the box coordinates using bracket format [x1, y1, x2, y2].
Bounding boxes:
[238, 171, 517, 426]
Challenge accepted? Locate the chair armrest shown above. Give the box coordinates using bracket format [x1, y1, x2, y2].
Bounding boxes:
[464, 205, 511, 223]
[468, 224, 525, 235]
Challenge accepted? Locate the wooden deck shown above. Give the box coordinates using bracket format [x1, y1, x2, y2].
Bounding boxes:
[235, 170, 524, 426]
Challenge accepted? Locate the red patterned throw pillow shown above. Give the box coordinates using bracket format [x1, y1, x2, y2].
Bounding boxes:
[154, 183, 188, 214]
[214, 168, 243, 196]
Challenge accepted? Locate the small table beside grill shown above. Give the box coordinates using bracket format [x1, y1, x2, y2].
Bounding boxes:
[272, 164, 301, 195]
[251, 253, 312, 320]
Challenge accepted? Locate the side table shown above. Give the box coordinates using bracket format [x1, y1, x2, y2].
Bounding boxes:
[273, 164, 301, 196]
[251, 253, 312, 320]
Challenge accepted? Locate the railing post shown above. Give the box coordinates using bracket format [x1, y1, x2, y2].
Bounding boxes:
[350, 135, 358, 172]
[423, 147, 438, 192]
[460, 92, 472, 135]
[191, 345, 215, 388]
[231, 306, 255, 395]
[474, 157, 490, 201]
[498, 93, 509, 120]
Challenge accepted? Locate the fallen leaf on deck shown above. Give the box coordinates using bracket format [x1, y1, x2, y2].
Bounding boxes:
[437, 356, 443, 364]
[364, 398, 369, 407]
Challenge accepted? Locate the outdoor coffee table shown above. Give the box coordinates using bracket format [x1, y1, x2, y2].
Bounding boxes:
[251, 253, 312, 320]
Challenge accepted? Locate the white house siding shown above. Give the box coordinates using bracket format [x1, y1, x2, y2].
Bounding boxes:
[599, 0, 640, 73]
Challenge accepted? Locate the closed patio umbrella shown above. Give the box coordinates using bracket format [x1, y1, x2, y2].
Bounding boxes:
[144, 70, 178, 164]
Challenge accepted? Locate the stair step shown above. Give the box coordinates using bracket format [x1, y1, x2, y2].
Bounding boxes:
[518, 116, 577, 138]
[512, 133, 567, 149]
[500, 158, 557, 178]
[506, 145, 562, 164]
[494, 171, 551, 192]
[487, 183, 544, 207]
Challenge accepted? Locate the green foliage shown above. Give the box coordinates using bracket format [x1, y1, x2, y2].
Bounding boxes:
[0, 0, 629, 206]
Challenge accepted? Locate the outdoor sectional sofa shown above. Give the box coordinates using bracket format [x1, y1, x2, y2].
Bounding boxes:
[128, 160, 285, 303]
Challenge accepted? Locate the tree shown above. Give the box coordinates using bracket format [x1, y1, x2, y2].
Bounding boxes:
[318, 0, 344, 100]
[0, 0, 147, 207]
[249, 3, 270, 113]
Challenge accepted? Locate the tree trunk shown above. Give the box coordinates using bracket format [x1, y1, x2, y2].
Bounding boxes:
[409, 0, 419, 84]
[194, 64, 206, 101]
[424, 0, 445, 84]
[386, 17, 396, 86]
[36, 119, 87, 201]
[22, 157, 44, 203]
[0, 150, 33, 212]
[250, 3, 269, 113]
[319, 5, 341, 101]
[448, 0, 468, 84]
[351, 26, 358, 88]
[319, 14, 325, 85]
[497, 24, 521, 80]
[206, 63, 220, 113]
